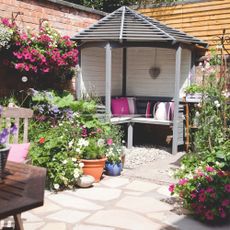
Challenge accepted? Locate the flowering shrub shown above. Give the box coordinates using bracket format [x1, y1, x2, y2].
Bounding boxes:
[170, 166, 230, 222]
[0, 19, 13, 50]
[0, 106, 17, 149]
[0, 18, 78, 79]
[106, 139, 122, 164]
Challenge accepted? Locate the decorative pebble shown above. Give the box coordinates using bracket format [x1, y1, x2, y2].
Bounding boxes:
[77, 175, 95, 188]
[123, 146, 171, 169]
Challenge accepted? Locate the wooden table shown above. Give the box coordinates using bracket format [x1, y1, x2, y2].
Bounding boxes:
[0, 161, 46, 230]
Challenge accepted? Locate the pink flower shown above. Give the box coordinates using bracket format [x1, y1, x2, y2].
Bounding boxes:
[168, 184, 175, 193]
[199, 193, 206, 202]
[15, 63, 24, 70]
[219, 207, 226, 218]
[191, 191, 197, 199]
[206, 176, 213, 182]
[224, 184, 230, 192]
[24, 65, 30, 72]
[107, 139, 113, 146]
[42, 67, 50, 73]
[206, 187, 214, 193]
[222, 199, 230, 207]
[206, 166, 215, 172]
[81, 128, 87, 137]
[178, 178, 188, 185]
[205, 210, 214, 220]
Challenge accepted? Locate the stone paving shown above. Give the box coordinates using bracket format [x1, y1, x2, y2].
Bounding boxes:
[1, 174, 230, 230]
[1, 152, 230, 230]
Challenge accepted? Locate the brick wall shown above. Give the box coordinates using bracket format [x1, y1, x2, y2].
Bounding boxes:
[0, 0, 104, 97]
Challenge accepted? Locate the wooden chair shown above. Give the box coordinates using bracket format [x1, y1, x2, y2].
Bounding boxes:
[0, 107, 33, 230]
[0, 107, 33, 144]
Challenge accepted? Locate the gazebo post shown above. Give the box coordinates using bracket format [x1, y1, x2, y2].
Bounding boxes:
[172, 44, 182, 155]
[105, 42, 112, 121]
[122, 48, 127, 96]
[76, 49, 82, 99]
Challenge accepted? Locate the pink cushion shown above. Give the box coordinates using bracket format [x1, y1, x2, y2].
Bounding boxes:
[111, 98, 130, 116]
[145, 101, 151, 118]
[127, 97, 136, 114]
[7, 143, 30, 163]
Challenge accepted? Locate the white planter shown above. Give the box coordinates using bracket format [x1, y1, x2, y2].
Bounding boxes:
[186, 93, 202, 103]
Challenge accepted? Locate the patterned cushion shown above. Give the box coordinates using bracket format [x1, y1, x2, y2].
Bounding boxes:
[7, 143, 30, 163]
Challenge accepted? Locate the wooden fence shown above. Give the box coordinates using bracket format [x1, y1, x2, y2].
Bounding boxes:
[139, 0, 230, 54]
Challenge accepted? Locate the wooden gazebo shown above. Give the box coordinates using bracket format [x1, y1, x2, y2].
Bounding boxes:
[72, 6, 208, 154]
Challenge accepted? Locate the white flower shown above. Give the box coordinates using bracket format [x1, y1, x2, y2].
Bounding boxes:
[97, 138, 105, 146]
[68, 140, 74, 148]
[195, 111, 200, 117]
[54, 184, 60, 190]
[78, 138, 89, 147]
[214, 100, 219, 105]
[79, 162, 84, 168]
[74, 168, 80, 178]
[72, 157, 77, 162]
[63, 159, 67, 164]
[181, 164, 185, 170]
[76, 148, 81, 153]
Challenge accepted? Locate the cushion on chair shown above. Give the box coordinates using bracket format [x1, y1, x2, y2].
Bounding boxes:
[7, 143, 30, 163]
[145, 101, 151, 118]
[127, 97, 136, 114]
[111, 98, 130, 116]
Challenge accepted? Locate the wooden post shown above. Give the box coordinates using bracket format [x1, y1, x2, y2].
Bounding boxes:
[127, 123, 134, 148]
[77, 49, 82, 99]
[122, 48, 127, 96]
[105, 43, 112, 120]
[172, 44, 182, 155]
[190, 50, 196, 84]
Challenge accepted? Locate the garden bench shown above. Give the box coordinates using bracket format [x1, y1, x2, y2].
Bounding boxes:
[96, 97, 185, 151]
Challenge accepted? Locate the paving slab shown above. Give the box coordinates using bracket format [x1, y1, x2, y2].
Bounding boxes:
[47, 193, 103, 211]
[46, 209, 90, 224]
[85, 209, 164, 230]
[69, 187, 122, 201]
[22, 212, 42, 222]
[73, 224, 116, 230]
[115, 196, 172, 213]
[32, 199, 61, 215]
[40, 222, 66, 230]
[100, 177, 129, 188]
[124, 180, 159, 192]
[23, 222, 44, 230]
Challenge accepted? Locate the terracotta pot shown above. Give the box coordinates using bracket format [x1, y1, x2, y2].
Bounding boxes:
[81, 158, 107, 182]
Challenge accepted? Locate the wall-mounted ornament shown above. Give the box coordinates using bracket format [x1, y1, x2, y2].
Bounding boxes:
[149, 48, 161, 79]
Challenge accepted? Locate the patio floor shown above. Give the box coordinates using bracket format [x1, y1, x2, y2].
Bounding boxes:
[1, 152, 230, 230]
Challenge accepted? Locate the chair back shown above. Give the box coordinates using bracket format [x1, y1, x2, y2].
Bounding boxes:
[0, 107, 33, 144]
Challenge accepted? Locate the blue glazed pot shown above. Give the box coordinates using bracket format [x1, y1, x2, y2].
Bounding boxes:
[105, 162, 122, 176]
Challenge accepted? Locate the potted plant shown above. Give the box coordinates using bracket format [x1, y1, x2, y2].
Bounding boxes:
[185, 84, 203, 102]
[105, 140, 122, 176]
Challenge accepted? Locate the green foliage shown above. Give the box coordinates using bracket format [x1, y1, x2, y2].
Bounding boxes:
[106, 144, 122, 164]
[185, 84, 203, 94]
[68, 0, 180, 12]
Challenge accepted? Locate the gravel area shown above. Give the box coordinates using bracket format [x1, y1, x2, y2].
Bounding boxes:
[123, 146, 172, 169]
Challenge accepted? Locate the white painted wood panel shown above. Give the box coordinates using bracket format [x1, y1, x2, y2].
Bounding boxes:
[126, 47, 191, 98]
[81, 47, 122, 97]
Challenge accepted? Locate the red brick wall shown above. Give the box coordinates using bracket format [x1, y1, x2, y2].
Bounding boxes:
[0, 0, 103, 97]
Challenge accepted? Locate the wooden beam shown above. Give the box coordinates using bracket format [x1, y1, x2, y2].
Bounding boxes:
[190, 50, 196, 83]
[105, 43, 112, 120]
[172, 44, 182, 155]
[122, 48, 127, 96]
[77, 49, 82, 99]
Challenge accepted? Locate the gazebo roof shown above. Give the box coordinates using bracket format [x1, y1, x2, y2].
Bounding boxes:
[73, 6, 208, 47]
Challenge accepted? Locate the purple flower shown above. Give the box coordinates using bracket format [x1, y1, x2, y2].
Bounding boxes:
[10, 124, 17, 135]
[0, 129, 9, 145]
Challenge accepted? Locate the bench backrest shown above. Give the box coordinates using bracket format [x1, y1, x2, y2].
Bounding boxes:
[0, 107, 33, 144]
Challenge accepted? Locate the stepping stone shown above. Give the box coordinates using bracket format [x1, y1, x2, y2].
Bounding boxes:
[48, 193, 103, 211]
[100, 177, 129, 188]
[116, 196, 172, 213]
[22, 212, 42, 222]
[40, 223, 66, 230]
[32, 199, 61, 215]
[85, 209, 164, 230]
[124, 180, 159, 192]
[70, 187, 121, 201]
[24, 222, 44, 230]
[73, 224, 115, 230]
[124, 191, 142, 196]
[47, 209, 90, 224]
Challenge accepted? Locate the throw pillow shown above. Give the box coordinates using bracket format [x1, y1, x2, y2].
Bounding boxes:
[7, 143, 30, 163]
[145, 101, 151, 118]
[111, 98, 130, 116]
[127, 97, 136, 114]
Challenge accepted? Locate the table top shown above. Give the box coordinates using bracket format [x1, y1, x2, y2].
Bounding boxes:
[0, 161, 46, 219]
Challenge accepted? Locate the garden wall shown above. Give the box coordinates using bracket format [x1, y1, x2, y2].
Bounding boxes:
[0, 0, 105, 97]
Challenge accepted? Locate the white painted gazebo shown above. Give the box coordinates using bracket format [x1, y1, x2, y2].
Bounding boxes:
[72, 6, 207, 154]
